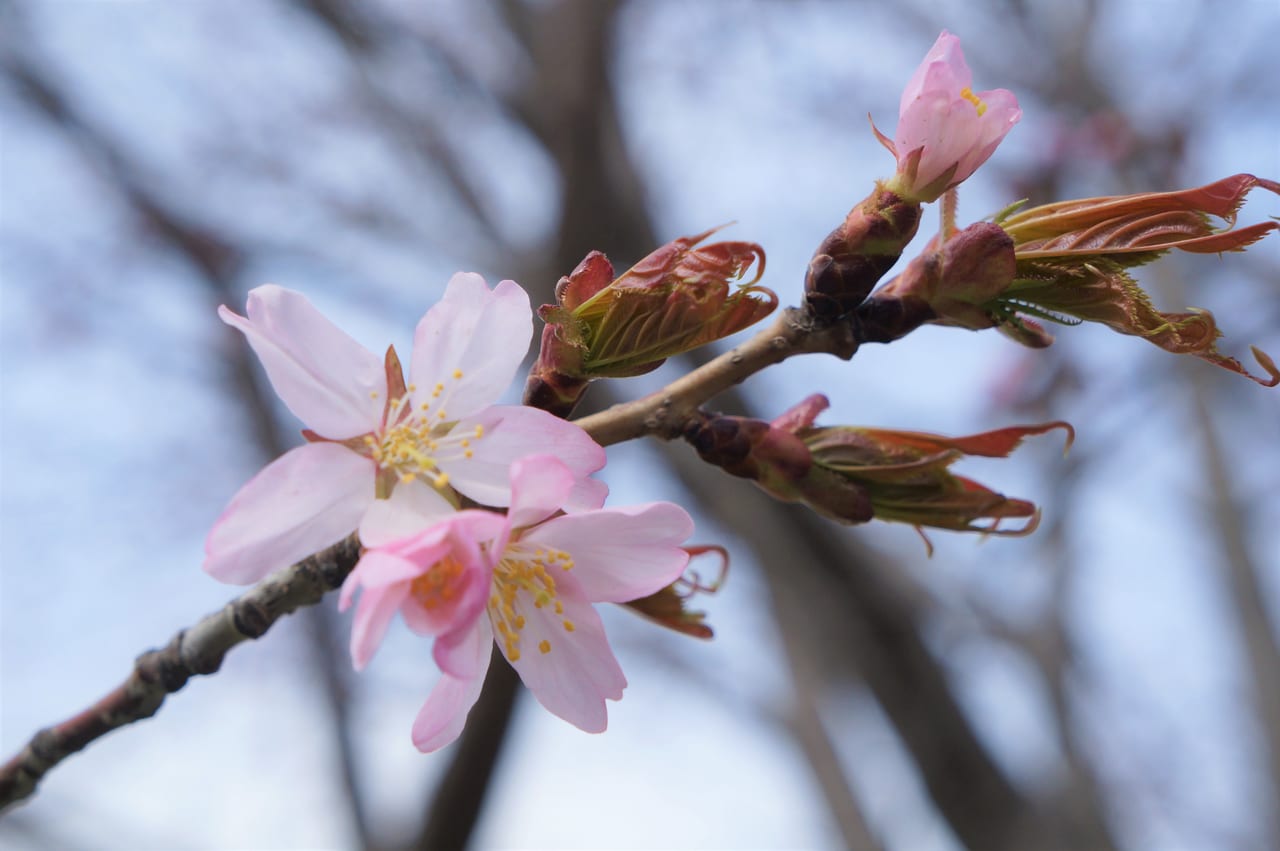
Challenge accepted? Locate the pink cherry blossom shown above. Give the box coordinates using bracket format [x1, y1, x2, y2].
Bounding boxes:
[341, 455, 694, 751]
[204, 275, 608, 585]
[879, 31, 1021, 203]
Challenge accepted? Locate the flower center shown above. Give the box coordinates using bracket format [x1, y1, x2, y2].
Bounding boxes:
[363, 370, 485, 492]
[959, 86, 988, 117]
[409, 555, 466, 611]
[488, 543, 576, 662]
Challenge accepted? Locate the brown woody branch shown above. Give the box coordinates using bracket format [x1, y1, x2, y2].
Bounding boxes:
[573, 306, 860, 446]
[0, 534, 361, 812]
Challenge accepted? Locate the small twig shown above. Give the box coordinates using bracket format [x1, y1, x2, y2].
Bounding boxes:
[573, 307, 859, 446]
[0, 534, 361, 812]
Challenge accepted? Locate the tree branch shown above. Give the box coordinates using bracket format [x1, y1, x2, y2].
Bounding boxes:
[0, 534, 361, 812]
[573, 307, 859, 446]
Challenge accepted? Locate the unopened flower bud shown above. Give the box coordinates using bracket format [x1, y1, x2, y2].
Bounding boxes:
[525, 228, 776, 416]
[878, 31, 1020, 204]
[687, 394, 1070, 541]
[797, 397, 1070, 540]
[875, 221, 1015, 330]
[804, 184, 922, 319]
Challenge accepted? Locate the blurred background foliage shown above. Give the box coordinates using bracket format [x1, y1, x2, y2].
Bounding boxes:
[1, 0, 1277, 849]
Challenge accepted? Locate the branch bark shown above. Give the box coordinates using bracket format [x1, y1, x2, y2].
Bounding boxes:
[573, 307, 858, 445]
[0, 534, 361, 811]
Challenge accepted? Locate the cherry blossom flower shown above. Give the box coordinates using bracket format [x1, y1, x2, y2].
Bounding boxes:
[341, 455, 694, 751]
[204, 275, 607, 585]
[877, 31, 1021, 203]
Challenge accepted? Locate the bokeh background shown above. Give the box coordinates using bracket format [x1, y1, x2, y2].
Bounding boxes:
[2, 1, 1278, 849]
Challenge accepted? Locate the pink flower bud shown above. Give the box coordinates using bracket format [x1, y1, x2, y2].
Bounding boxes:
[878, 31, 1021, 203]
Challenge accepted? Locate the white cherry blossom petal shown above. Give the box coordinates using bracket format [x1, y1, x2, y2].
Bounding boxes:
[440, 405, 606, 510]
[358, 479, 455, 548]
[204, 442, 373, 585]
[522, 502, 693, 603]
[220, 285, 385, 439]
[409, 274, 532, 420]
[504, 578, 625, 734]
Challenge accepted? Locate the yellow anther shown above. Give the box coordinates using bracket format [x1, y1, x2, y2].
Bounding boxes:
[452, 369, 463, 379]
[400, 473, 416, 484]
[464, 450, 473, 459]
[460, 438, 470, 448]
[539, 639, 551, 655]
[474, 425, 484, 438]
[370, 391, 379, 399]
[554, 600, 564, 615]
[563, 620, 576, 633]
[408, 383, 417, 392]
[437, 410, 447, 420]
[959, 86, 988, 116]
[508, 648, 521, 662]
[433, 472, 450, 488]
[514, 615, 525, 629]
[363, 435, 375, 445]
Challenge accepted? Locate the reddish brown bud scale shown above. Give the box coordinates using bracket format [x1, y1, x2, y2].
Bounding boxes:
[874, 221, 1016, 332]
[851, 294, 936, 343]
[804, 185, 922, 319]
[682, 409, 874, 525]
[623, 545, 729, 640]
[525, 229, 776, 416]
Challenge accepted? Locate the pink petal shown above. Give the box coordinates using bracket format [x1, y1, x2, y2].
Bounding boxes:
[203, 443, 373, 585]
[506, 454, 575, 529]
[409, 274, 532, 421]
[219, 285, 385, 439]
[412, 619, 494, 753]
[432, 585, 495, 679]
[350, 582, 409, 671]
[899, 31, 968, 116]
[504, 580, 625, 733]
[441, 406, 607, 511]
[358, 479, 455, 548]
[522, 502, 694, 603]
[339, 550, 422, 611]
[953, 89, 1021, 182]
[401, 521, 494, 642]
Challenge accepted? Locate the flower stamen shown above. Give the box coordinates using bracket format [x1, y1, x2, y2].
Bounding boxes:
[488, 543, 577, 660]
[409, 555, 465, 611]
[959, 86, 988, 116]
